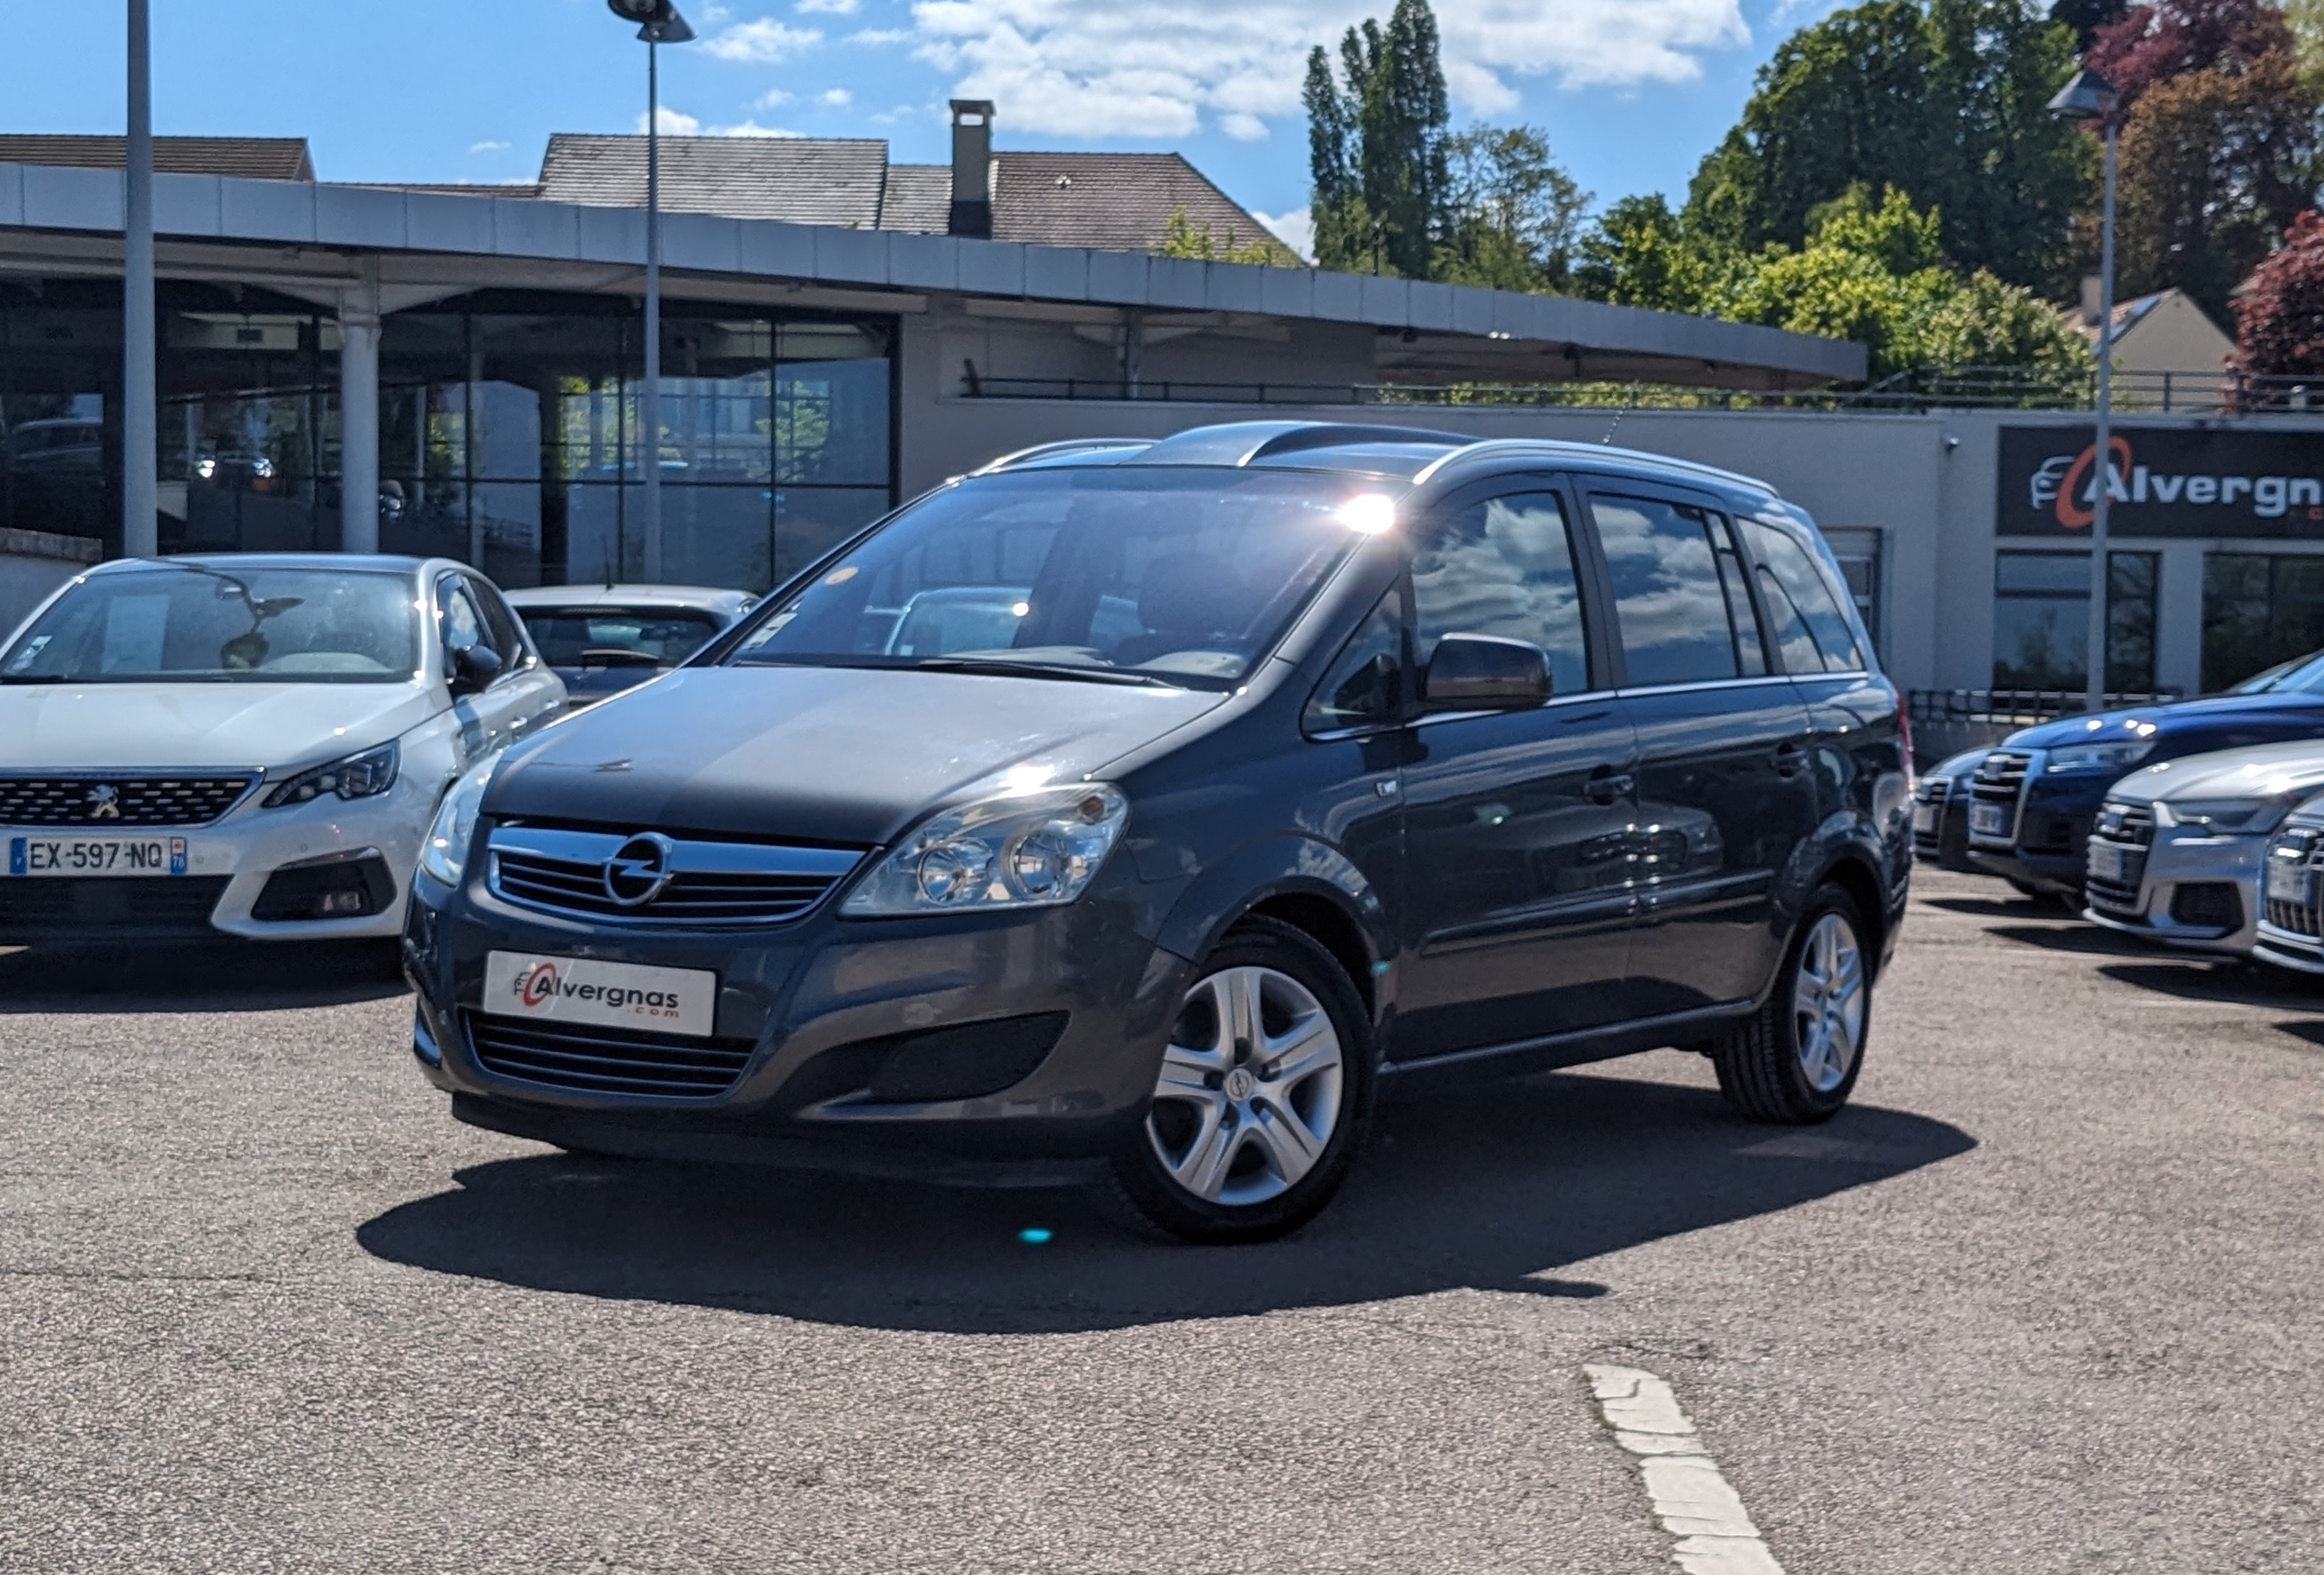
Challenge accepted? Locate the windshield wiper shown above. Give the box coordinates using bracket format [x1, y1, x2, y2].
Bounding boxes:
[907, 657, 1182, 688]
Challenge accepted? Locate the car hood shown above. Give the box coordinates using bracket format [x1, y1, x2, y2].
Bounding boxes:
[2006, 690, 2324, 749]
[0, 681, 442, 771]
[488, 665, 1228, 846]
[2109, 737, 2324, 806]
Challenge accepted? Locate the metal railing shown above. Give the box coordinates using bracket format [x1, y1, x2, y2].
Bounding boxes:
[960, 367, 2324, 416]
[1906, 687, 2183, 766]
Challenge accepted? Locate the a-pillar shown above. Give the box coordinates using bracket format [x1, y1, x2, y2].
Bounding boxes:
[338, 293, 383, 555]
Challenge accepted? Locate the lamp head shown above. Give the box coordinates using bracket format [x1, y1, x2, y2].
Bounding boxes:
[607, 0, 693, 42]
[2047, 68, 2121, 123]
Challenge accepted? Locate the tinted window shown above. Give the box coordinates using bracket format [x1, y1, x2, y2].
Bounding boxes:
[1714, 524, 1767, 676]
[730, 468, 1385, 688]
[0, 565, 418, 683]
[1305, 590, 1405, 732]
[521, 607, 724, 668]
[1743, 519, 1867, 674]
[1410, 491, 1589, 695]
[1594, 494, 1750, 686]
[469, 578, 528, 665]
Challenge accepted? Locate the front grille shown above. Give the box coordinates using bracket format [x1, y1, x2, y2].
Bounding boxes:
[2264, 828, 2324, 937]
[2086, 803, 2154, 913]
[1970, 751, 2032, 801]
[0, 876, 228, 939]
[1911, 776, 1951, 857]
[465, 1011, 757, 1098]
[0, 774, 256, 828]
[486, 825, 861, 926]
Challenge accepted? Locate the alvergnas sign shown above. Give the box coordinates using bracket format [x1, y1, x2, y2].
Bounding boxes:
[1998, 426, 2324, 540]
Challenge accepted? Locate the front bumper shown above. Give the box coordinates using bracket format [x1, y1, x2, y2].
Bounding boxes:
[2081, 828, 2260, 954]
[0, 772, 434, 945]
[402, 864, 1192, 1170]
[1966, 754, 2110, 894]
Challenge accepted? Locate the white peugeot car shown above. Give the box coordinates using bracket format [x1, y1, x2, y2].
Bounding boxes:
[0, 554, 564, 946]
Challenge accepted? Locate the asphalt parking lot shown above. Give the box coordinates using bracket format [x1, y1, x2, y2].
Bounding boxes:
[1, 866, 2319, 1574]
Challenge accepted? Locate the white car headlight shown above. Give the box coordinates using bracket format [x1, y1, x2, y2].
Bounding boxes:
[2046, 740, 2155, 774]
[2160, 797, 2295, 834]
[843, 784, 1129, 916]
[263, 741, 400, 809]
[419, 755, 499, 887]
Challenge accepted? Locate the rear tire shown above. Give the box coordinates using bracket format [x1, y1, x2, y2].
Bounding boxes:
[1713, 885, 1871, 1124]
[1108, 916, 1373, 1244]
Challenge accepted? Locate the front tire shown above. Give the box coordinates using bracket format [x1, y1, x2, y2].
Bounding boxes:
[1109, 917, 1373, 1244]
[1713, 885, 1871, 1124]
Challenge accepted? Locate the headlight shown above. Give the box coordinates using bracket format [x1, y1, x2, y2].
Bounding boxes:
[842, 784, 1129, 916]
[418, 755, 498, 887]
[264, 741, 399, 808]
[2046, 741, 2155, 774]
[2159, 798, 2294, 834]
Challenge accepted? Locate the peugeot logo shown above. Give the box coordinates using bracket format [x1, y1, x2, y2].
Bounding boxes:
[602, 832, 676, 907]
[85, 784, 122, 821]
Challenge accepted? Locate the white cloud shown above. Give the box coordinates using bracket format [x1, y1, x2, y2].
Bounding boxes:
[1253, 206, 1314, 262]
[1219, 112, 1268, 141]
[905, 1, 1749, 139]
[467, 139, 511, 154]
[848, 27, 912, 44]
[819, 87, 854, 105]
[636, 107, 802, 137]
[797, 0, 859, 11]
[756, 87, 795, 107]
[703, 17, 824, 62]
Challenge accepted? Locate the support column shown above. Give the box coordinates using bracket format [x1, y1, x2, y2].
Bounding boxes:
[338, 298, 382, 555]
[122, 0, 157, 558]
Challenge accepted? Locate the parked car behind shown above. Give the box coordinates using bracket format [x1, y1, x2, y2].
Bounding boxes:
[1964, 649, 2324, 897]
[0, 553, 562, 945]
[503, 584, 754, 707]
[1911, 749, 1991, 874]
[402, 420, 1912, 1243]
[2252, 789, 2324, 974]
[2081, 739, 2324, 954]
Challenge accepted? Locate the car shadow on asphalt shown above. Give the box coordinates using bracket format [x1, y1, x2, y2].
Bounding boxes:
[0, 941, 407, 1013]
[2096, 960, 2321, 1012]
[356, 1070, 1974, 1334]
[1985, 923, 2156, 958]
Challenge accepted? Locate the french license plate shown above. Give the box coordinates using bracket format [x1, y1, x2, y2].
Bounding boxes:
[2267, 860, 2313, 906]
[2086, 841, 2129, 883]
[1970, 803, 2007, 838]
[7, 835, 187, 877]
[482, 951, 717, 1039]
[1911, 803, 1940, 835]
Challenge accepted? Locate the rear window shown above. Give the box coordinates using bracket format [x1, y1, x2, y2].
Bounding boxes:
[520, 607, 724, 668]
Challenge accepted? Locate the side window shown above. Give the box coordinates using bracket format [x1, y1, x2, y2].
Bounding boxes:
[1742, 519, 1867, 674]
[1592, 493, 1754, 688]
[1303, 589, 1405, 734]
[1712, 519, 1768, 677]
[438, 578, 486, 661]
[1410, 490, 1590, 695]
[467, 578, 528, 667]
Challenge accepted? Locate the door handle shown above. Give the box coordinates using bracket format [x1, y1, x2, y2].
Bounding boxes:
[1584, 771, 1635, 804]
[1773, 742, 1807, 777]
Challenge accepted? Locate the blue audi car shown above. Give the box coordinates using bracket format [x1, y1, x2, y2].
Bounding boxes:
[1966, 652, 2324, 896]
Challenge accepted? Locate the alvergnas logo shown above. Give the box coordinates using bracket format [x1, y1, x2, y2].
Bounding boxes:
[517, 961, 560, 1010]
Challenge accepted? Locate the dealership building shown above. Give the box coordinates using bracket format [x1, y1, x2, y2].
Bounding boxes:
[2, 124, 2321, 699]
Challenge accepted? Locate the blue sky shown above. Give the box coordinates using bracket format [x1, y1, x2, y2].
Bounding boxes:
[1, 1, 1846, 256]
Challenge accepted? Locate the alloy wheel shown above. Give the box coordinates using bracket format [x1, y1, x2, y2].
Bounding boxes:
[1145, 964, 1346, 1208]
[1792, 911, 1866, 1093]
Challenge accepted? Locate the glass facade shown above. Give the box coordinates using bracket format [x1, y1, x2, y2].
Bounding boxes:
[0, 279, 895, 592]
[2202, 552, 2324, 692]
[1992, 550, 2158, 692]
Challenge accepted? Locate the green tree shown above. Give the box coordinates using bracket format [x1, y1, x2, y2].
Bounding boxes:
[1433, 126, 1591, 291]
[1303, 0, 1449, 277]
[1571, 195, 1726, 311]
[1686, 0, 2090, 296]
[1150, 206, 1296, 266]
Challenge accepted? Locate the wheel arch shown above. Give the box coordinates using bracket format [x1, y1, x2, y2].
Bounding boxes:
[1153, 835, 1391, 1023]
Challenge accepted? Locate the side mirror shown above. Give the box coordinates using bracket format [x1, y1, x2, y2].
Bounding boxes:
[1420, 633, 1550, 712]
[450, 642, 503, 696]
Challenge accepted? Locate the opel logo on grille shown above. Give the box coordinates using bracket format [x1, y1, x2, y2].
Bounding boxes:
[85, 784, 122, 820]
[602, 832, 676, 907]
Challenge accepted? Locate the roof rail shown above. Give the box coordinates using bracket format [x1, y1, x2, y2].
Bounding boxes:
[973, 438, 1153, 475]
[1124, 420, 1467, 469]
[1412, 437, 1779, 499]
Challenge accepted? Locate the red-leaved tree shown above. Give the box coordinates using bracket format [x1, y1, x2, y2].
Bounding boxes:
[2234, 210, 2324, 379]
[2085, 0, 2295, 108]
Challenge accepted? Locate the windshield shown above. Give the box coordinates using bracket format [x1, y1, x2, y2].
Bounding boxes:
[520, 607, 725, 669]
[727, 467, 1393, 687]
[0, 565, 420, 684]
[2230, 650, 2324, 693]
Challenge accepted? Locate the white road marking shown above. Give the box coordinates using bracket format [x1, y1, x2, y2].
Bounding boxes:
[1585, 1363, 1786, 1575]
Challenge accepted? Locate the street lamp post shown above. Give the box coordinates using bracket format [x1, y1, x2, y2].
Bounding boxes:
[122, 0, 156, 559]
[2050, 67, 2124, 715]
[606, 0, 695, 583]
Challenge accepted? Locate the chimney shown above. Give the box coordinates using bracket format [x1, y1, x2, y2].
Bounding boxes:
[948, 99, 994, 239]
[2079, 273, 2103, 326]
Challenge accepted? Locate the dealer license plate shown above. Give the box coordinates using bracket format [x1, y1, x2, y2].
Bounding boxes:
[2267, 859, 2313, 906]
[7, 835, 187, 877]
[482, 951, 717, 1039]
[1911, 803, 1940, 835]
[2085, 841, 2129, 883]
[1970, 803, 2007, 838]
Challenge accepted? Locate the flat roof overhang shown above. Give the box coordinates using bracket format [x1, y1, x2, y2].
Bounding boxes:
[0, 160, 1868, 389]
